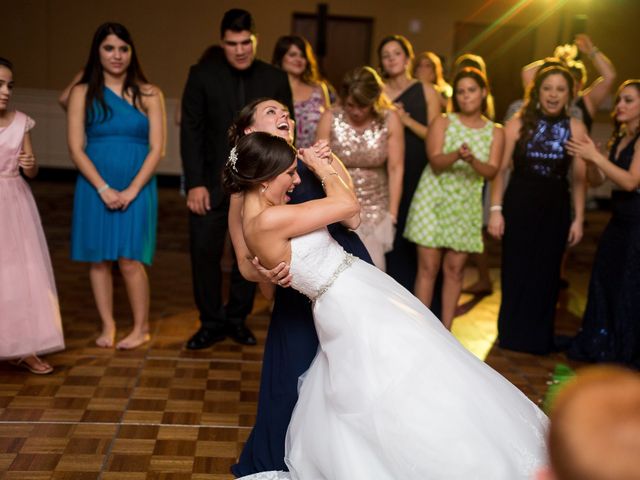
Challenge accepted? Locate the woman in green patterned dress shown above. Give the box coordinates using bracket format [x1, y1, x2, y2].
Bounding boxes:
[404, 67, 503, 329]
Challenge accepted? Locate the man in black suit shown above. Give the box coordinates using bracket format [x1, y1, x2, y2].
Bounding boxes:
[180, 9, 293, 349]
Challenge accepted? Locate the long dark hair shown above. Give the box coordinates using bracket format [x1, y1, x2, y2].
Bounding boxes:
[271, 35, 321, 85]
[608, 79, 640, 150]
[451, 67, 489, 116]
[223, 132, 297, 194]
[227, 97, 284, 146]
[0, 57, 13, 72]
[80, 22, 148, 123]
[519, 65, 574, 142]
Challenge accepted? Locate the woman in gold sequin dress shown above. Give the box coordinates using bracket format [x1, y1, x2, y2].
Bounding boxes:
[316, 66, 404, 270]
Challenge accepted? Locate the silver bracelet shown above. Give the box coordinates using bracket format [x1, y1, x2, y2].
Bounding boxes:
[489, 205, 503, 212]
[320, 172, 339, 190]
[97, 183, 110, 194]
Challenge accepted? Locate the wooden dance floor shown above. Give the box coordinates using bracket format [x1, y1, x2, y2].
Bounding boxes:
[0, 178, 596, 478]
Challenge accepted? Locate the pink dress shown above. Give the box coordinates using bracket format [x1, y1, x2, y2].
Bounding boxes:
[0, 111, 64, 360]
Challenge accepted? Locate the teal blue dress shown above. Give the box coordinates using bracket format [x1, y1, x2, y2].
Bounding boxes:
[71, 87, 157, 265]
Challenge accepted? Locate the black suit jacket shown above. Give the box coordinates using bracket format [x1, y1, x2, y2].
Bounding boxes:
[180, 57, 293, 208]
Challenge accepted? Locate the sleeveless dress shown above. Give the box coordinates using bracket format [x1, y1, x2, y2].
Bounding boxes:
[231, 163, 372, 477]
[404, 114, 495, 252]
[0, 111, 65, 360]
[568, 132, 640, 368]
[385, 82, 427, 291]
[329, 108, 393, 270]
[239, 228, 548, 480]
[294, 86, 325, 149]
[498, 115, 572, 354]
[71, 87, 157, 265]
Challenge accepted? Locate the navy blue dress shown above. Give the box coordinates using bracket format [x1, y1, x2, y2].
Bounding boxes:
[568, 133, 640, 369]
[498, 115, 572, 354]
[385, 82, 427, 292]
[232, 163, 372, 476]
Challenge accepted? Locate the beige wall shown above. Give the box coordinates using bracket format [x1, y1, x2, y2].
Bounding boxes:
[2, 0, 638, 98]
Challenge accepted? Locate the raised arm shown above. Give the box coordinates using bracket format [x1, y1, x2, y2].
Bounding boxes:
[575, 34, 617, 116]
[58, 70, 83, 111]
[259, 148, 360, 242]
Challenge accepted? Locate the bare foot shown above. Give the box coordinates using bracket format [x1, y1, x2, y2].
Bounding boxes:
[96, 323, 116, 348]
[116, 330, 150, 350]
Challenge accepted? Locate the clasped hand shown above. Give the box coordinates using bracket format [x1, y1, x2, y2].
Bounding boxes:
[298, 140, 333, 172]
[100, 186, 139, 211]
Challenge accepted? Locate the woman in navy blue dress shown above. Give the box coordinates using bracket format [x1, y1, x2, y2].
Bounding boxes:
[227, 98, 372, 476]
[566, 80, 640, 369]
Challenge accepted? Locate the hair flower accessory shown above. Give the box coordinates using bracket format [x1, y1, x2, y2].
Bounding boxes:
[227, 146, 238, 172]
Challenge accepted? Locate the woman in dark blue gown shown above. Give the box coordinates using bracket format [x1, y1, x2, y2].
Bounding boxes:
[566, 80, 640, 369]
[227, 98, 372, 477]
[376, 35, 440, 293]
[488, 66, 588, 355]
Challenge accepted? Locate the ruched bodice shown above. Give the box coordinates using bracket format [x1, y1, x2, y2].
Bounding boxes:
[86, 88, 149, 146]
[513, 115, 571, 181]
[289, 229, 355, 301]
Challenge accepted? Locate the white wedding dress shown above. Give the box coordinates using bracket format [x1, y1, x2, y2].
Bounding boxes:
[239, 229, 548, 480]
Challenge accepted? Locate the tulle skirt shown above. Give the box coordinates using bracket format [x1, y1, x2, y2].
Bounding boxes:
[241, 260, 548, 479]
[0, 176, 64, 359]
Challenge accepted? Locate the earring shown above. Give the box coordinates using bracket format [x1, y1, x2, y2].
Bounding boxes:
[536, 101, 540, 110]
[261, 184, 269, 193]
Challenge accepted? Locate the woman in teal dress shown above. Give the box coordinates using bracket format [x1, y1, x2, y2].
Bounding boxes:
[67, 23, 165, 349]
[405, 68, 503, 329]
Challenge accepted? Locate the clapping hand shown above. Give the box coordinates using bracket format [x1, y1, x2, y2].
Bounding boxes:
[459, 143, 474, 163]
[566, 136, 600, 164]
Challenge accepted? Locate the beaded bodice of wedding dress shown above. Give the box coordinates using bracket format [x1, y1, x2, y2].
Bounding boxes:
[288, 229, 355, 301]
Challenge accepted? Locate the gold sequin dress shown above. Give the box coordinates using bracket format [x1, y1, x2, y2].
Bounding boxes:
[329, 108, 394, 270]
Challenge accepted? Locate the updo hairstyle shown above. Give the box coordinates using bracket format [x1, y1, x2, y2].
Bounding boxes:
[223, 132, 297, 194]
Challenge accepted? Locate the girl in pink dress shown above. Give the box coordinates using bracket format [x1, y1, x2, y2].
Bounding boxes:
[0, 58, 65, 374]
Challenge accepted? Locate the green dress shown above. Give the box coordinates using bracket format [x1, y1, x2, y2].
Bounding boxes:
[404, 114, 494, 253]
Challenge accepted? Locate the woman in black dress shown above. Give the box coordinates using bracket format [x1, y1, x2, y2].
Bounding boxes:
[377, 35, 441, 291]
[488, 65, 588, 354]
[566, 80, 640, 368]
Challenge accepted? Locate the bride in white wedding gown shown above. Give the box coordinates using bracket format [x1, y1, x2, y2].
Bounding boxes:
[224, 132, 548, 480]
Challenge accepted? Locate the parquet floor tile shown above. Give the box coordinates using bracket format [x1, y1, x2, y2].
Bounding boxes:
[0, 177, 601, 478]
